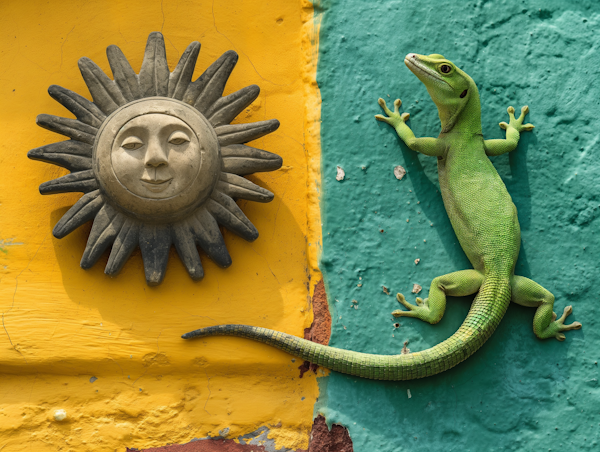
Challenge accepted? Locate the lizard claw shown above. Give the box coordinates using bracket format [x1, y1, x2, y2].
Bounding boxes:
[395, 293, 415, 311]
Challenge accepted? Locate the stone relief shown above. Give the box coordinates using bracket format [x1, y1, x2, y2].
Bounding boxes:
[28, 32, 282, 285]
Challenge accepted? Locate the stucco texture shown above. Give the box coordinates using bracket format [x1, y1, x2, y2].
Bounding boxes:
[316, 0, 599, 451]
[0, 0, 321, 450]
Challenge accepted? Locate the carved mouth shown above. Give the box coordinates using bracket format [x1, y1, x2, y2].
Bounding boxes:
[140, 178, 173, 193]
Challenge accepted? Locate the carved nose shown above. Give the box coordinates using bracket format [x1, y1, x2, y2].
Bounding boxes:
[144, 139, 169, 167]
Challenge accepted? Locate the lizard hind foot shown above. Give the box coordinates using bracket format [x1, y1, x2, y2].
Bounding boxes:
[392, 293, 439, 324]
[538, 305, 582, 341]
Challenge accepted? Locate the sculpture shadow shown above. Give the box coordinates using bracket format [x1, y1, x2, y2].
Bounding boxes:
[49, 181, 301, 345]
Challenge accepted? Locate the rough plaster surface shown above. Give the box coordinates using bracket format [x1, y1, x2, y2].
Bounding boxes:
[316, 0, 599, 451]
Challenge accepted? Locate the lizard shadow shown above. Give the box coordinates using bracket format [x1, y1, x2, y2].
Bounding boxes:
[509, 131, 537, 278]
[390, 125, 472, 270]
[495, 130, 538, 278]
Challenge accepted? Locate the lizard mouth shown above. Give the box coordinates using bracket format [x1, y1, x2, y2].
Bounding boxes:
[404, 54, 452, 89]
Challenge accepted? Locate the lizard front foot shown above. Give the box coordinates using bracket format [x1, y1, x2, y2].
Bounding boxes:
[537, 305, 582, 341]
[499, 105, 535, 133]
[375, 98, 410, 129]
[392, 293, 439, 324]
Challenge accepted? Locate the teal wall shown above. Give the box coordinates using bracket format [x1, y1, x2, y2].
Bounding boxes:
[316, 1, 599, 450]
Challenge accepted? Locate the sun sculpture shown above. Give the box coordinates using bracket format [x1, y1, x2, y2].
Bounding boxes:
[28, 32, 282, 286]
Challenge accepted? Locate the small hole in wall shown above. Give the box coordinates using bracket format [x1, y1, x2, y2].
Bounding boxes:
[394, 323, 400, 328]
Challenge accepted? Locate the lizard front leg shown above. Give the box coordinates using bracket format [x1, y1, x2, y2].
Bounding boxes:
[484, 105, 534, 156]
[375, 98, 444, 157]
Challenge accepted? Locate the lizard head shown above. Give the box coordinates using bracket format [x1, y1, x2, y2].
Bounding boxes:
[404, 53, 479, 133]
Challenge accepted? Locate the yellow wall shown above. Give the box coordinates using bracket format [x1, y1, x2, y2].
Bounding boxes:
[0, 0, 321, 450]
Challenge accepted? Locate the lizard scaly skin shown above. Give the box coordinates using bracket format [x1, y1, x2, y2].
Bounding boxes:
[182, 54, 581, 380]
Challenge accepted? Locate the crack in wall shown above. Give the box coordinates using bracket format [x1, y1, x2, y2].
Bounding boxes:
[210, 0, 290, 88]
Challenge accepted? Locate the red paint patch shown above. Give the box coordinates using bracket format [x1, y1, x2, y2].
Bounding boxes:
[304, 279, 332, 345]
[308, 415, 354, 452]
[300, 279, 331, 377]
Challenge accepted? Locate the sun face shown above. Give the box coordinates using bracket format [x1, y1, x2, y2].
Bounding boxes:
[28, 32, 282, 286]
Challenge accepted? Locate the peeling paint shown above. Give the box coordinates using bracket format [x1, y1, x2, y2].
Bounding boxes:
[301, 280, 331, 377]
[307, 415, 353, 452]
[128, 425, 310, 452]
[0, 238, 24, 254]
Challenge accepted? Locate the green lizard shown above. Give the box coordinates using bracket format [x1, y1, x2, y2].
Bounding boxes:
[182, 53, 581, 380]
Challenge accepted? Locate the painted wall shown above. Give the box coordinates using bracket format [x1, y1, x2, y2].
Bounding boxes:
[0, 0, 321, 450]
[316, 0, 599, 451]
[2, 0, 600, 451]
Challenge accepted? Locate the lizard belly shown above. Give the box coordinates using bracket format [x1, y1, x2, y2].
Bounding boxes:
[438, 150, 520, 274]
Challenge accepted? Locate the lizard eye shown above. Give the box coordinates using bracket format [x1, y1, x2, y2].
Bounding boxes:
[439, 64, 452, 74]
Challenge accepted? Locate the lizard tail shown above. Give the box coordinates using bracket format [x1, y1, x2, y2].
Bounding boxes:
[182, 277, 511, 380]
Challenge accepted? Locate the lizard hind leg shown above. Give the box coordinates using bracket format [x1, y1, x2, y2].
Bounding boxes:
[510, 275, 582, 341]
[392, 269, 484, 325]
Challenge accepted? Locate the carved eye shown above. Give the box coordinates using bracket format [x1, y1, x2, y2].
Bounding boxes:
[121, 136, 144, 150]
[440, 64, 452, 74]
[168, 131, 191, 146]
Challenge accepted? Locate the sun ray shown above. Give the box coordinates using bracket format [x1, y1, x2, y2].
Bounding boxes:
[168, 41, 201, 100]
[215, 119, 280, 147]
[105, 218, 139, 276]
[172, 221, 204, 280]
[206, 85, 260, 127]
[79, 57, 127, 114]
[217, 173, 274, 203]
[107, 45, 143, 102]
[36, 114, 97, 144]
[183, 50, 238, 113]
[53, 190, 104, 239]
[139, 223, 172, 286]
[39, 169, 98, 195]
[221, 144, 283, 175]
[139, 31, 169, 97]
[207, 191, 259, 241]
[191, 209, 232, 268]
[28, 141, 92, 172]
[48, 85, 106, 128]
[80, 203, 125, 269]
